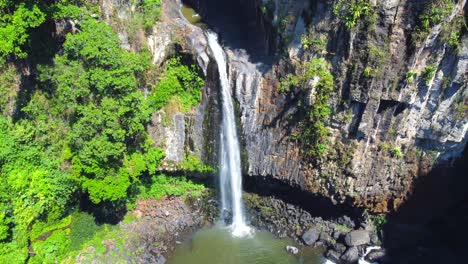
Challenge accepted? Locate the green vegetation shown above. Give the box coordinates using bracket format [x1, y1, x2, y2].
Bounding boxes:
[333, 0, 374, 29]
[180, 154, 215, 173]
[0, 63, 19, 115]
[413, 0, 455, 45]
[136, 0, 162, 32]
[135, 174, 205, 201]
[406, 70, 418, 84]
[391, 147, 403, 159]
[363, 66, 373, 78]
[148, 57, 205, 112]
[280, 58, 334, 159]
[0, 2, 46, 61]
[440, 16, 466, 50]
[365, 42, 388, 78]
[372, 214, 387, 232]
[0, 1, 207, 262]
[422, 65, 437, 85]
[301, 32, 327, 54]
[335, 224, 352, 232]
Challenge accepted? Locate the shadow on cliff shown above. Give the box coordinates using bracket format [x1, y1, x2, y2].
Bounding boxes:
[243, 176, 365, 222]
[381, 146, 468, 263]
[183, 0, 278, 68]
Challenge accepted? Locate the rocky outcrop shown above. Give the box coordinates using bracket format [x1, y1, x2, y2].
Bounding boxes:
[73, 195, 216, 263]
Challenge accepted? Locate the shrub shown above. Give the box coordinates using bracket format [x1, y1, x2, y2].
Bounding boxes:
[422, 65, 436, 85]
[148, 57, 204, 111]
[405, 70, 418, 84]
[333, 0, 373, 29]
[413, 0, 455, 45]
[391, 147, 403, 158]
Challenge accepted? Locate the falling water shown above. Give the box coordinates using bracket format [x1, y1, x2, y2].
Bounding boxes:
[207, 32, 251, 237]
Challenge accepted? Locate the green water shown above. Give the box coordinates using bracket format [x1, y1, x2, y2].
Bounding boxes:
[181, 4, 203, 26]
[168, 226, 326, 264]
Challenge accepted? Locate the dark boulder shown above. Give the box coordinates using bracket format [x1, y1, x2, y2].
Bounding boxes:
[344, 230, 370, 246]
[333, 243, 347, 254]
[337, 216, 355, 229]
[302, 228, 320, 245]
[341, 247, 359, 263]
[326, 249, 342, 264]
[365, 248, 387, 262]
[319, 231, 333, 245]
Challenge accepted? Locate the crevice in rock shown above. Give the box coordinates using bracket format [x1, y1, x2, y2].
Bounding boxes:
[349, 101, 366, 138]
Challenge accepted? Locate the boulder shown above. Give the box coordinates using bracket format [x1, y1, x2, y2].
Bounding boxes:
[341, 247, 359, 263]
[326, 249, 342, 264]
[155, 255, 166, 264]
[302, 228, 320, 245]
[333, 243, 347, 254]
[319, 231, 333, 245]
[365, 248, 387, 262]
[344, 230, 370, 246]
[338, 216, 355, 229]
[286, 245, 299, 255]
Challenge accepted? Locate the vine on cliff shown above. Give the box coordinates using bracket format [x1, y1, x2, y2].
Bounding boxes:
[280, 58, 334, 159]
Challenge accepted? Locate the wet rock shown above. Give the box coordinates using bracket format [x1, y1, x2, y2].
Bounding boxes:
[319, 231, 333, 245]
[337, 216, 355, 229]
[344, 230, 370, 246]
[341, 247, 359, 263]
[286, 245, 299, 255]
[333, 243, 347, 254]
[302, 228, 320, 245]
[370, 231, 380, 245]
[365, 248, 387, 262]
[326, 249, 342, 264]
[156, 255, 166, 264]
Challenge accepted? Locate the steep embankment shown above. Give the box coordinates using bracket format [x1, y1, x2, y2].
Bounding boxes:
[159, 0, 467, 214]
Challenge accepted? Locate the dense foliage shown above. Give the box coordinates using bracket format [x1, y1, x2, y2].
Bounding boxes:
[0, 0, 206, 262]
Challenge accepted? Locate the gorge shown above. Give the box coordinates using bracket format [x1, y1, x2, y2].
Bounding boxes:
[0, 0, 466, 263]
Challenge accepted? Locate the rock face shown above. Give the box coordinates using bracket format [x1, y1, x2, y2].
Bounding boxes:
[344, 230, 371, 247]
[173, 0, 468, 213]
[102, 0, 468, 214]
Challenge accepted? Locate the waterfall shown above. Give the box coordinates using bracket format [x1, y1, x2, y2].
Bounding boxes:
[207, 32, 251, 237]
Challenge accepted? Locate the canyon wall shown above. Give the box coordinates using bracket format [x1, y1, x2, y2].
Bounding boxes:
[135, 0, 467, 213]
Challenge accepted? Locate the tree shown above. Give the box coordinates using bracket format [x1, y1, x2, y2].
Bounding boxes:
[0, 2, 46, 60]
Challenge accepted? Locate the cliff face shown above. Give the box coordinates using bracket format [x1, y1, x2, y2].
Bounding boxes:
[145, 0, 467, 213]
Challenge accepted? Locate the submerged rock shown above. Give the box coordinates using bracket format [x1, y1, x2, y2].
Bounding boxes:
[302, 228, 320, 245]
[286, 245, 299, 255]
[344, 230, 370, 246]
[326, 249, 342, 264]
[365, 248, 387, 262]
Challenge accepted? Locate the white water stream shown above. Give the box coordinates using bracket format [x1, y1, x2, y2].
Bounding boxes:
[207, 32, 251, 237]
